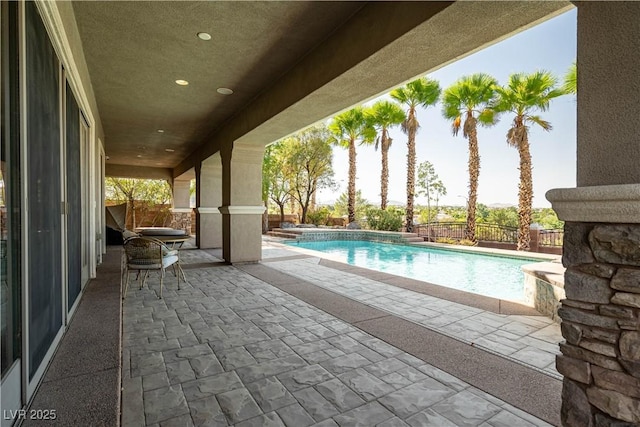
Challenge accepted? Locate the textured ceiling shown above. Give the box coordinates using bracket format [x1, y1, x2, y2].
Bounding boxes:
[73, 1, 572, 179]
[72, 1, 364, 168]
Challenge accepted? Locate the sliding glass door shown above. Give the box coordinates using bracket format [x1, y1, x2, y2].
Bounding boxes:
[1, 1, 23, 424]
[25, 0, 63, 384]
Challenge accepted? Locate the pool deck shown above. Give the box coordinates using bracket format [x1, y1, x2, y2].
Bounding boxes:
[262, 240, 562, 379]
[119, 239, 562, 426]
[26, 237, 564, 426]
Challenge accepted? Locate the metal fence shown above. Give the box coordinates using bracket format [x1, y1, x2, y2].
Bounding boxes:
[414, 222, 563, 248]
[539, 228, 564, 247]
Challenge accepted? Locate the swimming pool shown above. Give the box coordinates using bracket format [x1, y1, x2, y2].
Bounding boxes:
[286, 240, 543, 301]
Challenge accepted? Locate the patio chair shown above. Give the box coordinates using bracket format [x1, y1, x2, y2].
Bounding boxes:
[122, 236, 180, 299]
[119, 230, 140, 289]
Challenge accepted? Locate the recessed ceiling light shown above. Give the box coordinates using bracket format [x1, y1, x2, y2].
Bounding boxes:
[157, 129, 164, 133]
[197, 32, 212, 41]
[136, 155, 142, 158]
[105, 156, 110, 160]
[217, 87, 233, 95]
[175, 79, 189, 86]
[165, 148, 175, 152]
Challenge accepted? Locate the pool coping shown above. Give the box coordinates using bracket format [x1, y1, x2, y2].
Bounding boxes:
[406, 240, 560, 262]
[266, 240, 546, 316]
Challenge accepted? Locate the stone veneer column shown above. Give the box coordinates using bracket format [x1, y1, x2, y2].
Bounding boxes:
[195, 154, 222, 248]
[220, 141, 266, 263]
[171, 178, 192, 235]
[547, 185, 640, 426]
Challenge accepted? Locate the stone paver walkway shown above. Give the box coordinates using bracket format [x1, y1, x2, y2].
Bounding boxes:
[262, 243, 562, 379]
[122, 249, 553, 426]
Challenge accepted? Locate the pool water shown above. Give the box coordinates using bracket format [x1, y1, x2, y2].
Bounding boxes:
[287, 240, 540, 301]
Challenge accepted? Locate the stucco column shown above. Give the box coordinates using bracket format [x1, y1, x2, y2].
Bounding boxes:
[220, 141, 266, 263]
[170, 178, 192, 234]
[546, 4, 640, 426]
[196, 153, 222, 248]
[575, 2, 640, 186]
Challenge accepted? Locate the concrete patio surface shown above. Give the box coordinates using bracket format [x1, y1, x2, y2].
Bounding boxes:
[121, 243, 562, 426]
[260, 241, 563, 379]
[23, 239, 563, 426]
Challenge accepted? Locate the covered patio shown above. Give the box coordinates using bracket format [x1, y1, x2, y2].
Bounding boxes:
[3, 1, 640, 426]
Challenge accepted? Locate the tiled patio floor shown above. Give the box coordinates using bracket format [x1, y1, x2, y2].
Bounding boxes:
[121, 247, 558, 427]
[261, 242, 562, 379]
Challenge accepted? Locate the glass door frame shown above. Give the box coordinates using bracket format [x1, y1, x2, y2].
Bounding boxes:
[0, 1, 23, 424]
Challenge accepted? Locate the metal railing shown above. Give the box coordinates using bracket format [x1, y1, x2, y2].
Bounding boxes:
[539, 229, 564, 247]
[414, 222, 563, 248]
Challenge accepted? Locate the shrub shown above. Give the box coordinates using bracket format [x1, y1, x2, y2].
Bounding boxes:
[458, 239, 478, 246]
[435, 237, 457, 244]
[306, 207, 331, 226]
[366, 207, 403, 231]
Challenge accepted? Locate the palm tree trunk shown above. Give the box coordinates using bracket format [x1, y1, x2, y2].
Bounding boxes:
[348, 138, 357, 223]
[380, 131, 389, 210]
[466, 121, 479, 242]
[406, 124, 417, 232]
[517, 131, 533, 251]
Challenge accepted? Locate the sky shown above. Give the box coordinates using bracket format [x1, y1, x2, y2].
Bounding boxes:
[316, 8, 577, 209]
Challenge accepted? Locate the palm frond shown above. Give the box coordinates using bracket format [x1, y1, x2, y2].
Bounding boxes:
[506, 124, 528, 148]
[451, 116, 461, 137]
[562, 61, 577, 95]
[526, 115, 552, 131]
[477, 108, 496, 126]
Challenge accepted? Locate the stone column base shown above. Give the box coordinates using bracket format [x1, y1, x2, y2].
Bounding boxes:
[548, 185, 640, 426]
[170, 209, 192, 235]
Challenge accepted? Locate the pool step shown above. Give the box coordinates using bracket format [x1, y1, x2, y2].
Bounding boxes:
[266, 230, 299, 239]
[403, 236, 425, 243]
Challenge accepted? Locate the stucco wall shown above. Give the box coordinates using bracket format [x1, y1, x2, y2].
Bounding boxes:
[576, 2, 640, 186]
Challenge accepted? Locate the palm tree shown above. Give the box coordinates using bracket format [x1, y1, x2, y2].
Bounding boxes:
[366, 100, 406, 209]
[390, 77, 441, 232]
[563, 61, 577, 95]
[328, 107, 375, 223]
[493, 71, 564, 251]
[442, 73, 498, 242]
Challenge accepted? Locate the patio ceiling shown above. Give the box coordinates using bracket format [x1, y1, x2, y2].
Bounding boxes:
[72, 1, 571, 179]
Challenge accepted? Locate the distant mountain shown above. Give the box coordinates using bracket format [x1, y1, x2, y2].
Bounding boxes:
[487, 203, 516, 208]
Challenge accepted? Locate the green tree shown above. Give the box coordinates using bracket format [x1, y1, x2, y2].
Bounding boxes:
[486, 207, 519, 228]
[416, 161, 447, 225]
[365, 100, 406, 209]
[328, 107, 375, 223]
[106, 177, 172, 229]
[365, 207, 403, 231]
[476, 203, 490, 223]
[493, 71, 564, 250]
[532, 208, 564, 229]
[442, 73, 497, 242]
[563, 61, 577, 95]
[390, 77, 441, 231]
[262, 143, 292, 224]
[332, 190, 371, 223]
[285, 126, 335, 224]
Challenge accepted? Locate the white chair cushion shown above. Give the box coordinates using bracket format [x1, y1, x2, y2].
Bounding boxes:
[162, 254, 179, 268]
